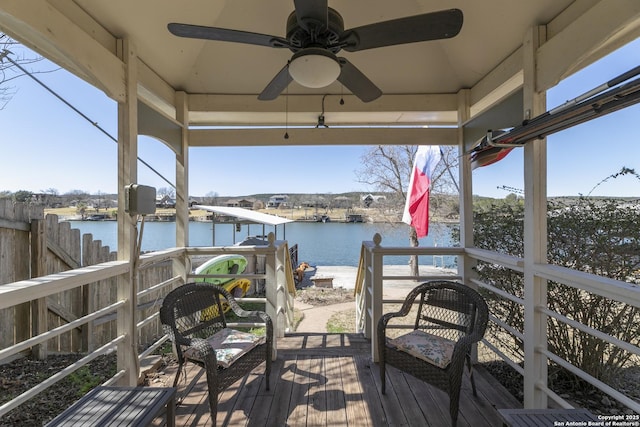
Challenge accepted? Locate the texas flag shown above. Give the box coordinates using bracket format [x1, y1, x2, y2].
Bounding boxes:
[402, 145, 442, 237]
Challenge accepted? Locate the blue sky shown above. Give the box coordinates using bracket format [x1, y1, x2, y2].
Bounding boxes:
[1, 39, 639, 198]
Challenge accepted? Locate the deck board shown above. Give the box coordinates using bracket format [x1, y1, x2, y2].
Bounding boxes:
[150, 333, 522, 426]
[339, 356, 371, 426]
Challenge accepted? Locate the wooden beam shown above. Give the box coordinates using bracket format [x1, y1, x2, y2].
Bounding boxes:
[137, 60, 178, 121]
[537, 0, 640, 91]
[470, 48, 523, 115]
[0, 217, 30, 232]
[188, 127, 458, 147]
[0, 0, 126, 102]
[188, 93, 458, 114]
[186, 93, 458, 126]
[0, 261, 130, 310]
[47, 237, 81, 270]
[46, 296, 81, 330]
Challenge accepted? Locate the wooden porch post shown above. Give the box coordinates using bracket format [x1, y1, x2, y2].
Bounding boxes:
[175, 91, 189, 250]
[275, 242, 287, 339]
[457, 89, 481, 364]
[30, 218, 47, 359]
[116, 38, 140, 386]
[522, 26, 549, 409]
[174, 91, 190, 282]
[361, 242, 373, 339]
[370, 233, 383, 362]
[264, 233, 279, 360]
[457, 89, 475, 285]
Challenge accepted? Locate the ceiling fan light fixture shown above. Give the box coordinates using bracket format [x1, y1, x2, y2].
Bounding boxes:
[289, 48, 340, 88]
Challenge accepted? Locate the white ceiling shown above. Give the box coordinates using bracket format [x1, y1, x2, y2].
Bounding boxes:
[73, 0, 565, 95]
[2, 1, 640, 137]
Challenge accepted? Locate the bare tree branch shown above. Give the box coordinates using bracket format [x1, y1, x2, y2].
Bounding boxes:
[356, 144, 460, 276]
[1, 34, 57, 109]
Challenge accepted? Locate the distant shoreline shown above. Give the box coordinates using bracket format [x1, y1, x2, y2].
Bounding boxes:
[46, 206, 460, 224]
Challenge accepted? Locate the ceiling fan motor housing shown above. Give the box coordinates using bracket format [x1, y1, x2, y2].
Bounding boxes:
[286, 7, 345, 53]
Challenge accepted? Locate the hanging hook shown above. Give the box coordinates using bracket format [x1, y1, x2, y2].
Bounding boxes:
[316, 94, 329, 128]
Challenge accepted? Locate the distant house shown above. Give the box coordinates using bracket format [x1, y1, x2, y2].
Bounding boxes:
[267, 194, 289, 208]
[156, 195, 176, 208]
[225, 198, 255, 208]
[362, 194, 386, 208]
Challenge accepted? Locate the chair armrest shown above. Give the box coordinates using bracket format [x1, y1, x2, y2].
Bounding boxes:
[162, 324, 195, 348]
[377, 283, 428, 334]
[219, 287, 274, 339]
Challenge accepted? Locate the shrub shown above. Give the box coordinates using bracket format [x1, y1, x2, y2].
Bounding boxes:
[468, 197, 640, 387]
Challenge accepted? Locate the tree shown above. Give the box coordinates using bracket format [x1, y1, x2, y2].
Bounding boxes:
[356, 145, 459, 276]
[41, 188, 59, 208]
[157, 187, 176, 199]
[13, 190, 33, 203]
[468, 197, 640, 388]
[1, 34, 53, 109]
[204, 191, 219, 205]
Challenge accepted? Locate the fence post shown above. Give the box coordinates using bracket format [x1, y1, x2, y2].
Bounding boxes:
[370, 233, 384, 362]
[30, 219, 47, 359]
[264, 233, 279, 361]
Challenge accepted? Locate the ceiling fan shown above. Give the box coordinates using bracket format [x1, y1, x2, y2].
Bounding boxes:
[168, 1, 463, 103]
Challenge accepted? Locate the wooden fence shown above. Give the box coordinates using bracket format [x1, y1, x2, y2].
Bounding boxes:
[0, 199, 171, 358]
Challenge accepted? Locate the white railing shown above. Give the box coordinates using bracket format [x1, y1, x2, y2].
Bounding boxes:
[0, 234, 294, 419]
[358, 233, 640, 414]
[355, 233, 464, 358]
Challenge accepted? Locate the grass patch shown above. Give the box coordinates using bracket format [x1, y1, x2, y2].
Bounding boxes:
[326, 309, 356, 333]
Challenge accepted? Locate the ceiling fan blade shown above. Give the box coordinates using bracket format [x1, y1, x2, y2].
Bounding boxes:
[258, 65, 293, 100]
[337, 58, 382, 103]
[293, 0, 328, 32]
[168, 23, 290, 48]
[340, 9, 463, 52]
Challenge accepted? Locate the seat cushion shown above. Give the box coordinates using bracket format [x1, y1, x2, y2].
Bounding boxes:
[184, 328, 265, 368]
[388, 330, 455, 369]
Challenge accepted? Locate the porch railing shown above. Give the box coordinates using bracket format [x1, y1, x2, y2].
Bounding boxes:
[4, 230, 639, 418]
[0, 233, 293, 419]
[357, 234, 640, 414]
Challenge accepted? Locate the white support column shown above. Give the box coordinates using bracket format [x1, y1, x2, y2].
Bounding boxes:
[116, 38, 140, 386]
[457, 89, 481, 363]
[173, 91, 190, 283]
[362, 244, 373, 338]
[370, 233, 383, 362]
[264, 233, 280, 341]
[457, 89, 475, 286]
[522, 26, 549, 409]
[175, 91, 189, 249]
[275, 243, 287, 339]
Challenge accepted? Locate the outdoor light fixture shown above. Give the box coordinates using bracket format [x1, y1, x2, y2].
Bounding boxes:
[288, 48, 341, 88]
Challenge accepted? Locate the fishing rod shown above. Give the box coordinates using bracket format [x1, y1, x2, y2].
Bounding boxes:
[468, 64, 640, 168]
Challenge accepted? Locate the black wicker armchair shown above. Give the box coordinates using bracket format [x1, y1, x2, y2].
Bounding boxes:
[377, 280, 488, 427]
[160, 282, 273, 423]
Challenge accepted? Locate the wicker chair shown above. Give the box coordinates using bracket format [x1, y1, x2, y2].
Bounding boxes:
[160, 282, 273, 423]
[377, 280, 488, 427]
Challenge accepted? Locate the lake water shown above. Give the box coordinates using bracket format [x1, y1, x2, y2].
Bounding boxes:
[69, 220, 458, 267]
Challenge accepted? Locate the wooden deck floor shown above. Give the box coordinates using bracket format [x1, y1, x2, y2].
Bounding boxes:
[157, 333, 521, 426]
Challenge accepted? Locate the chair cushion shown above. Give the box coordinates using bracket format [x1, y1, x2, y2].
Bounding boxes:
[388, 330, 455, 369]
[184, 328, 265, 368]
